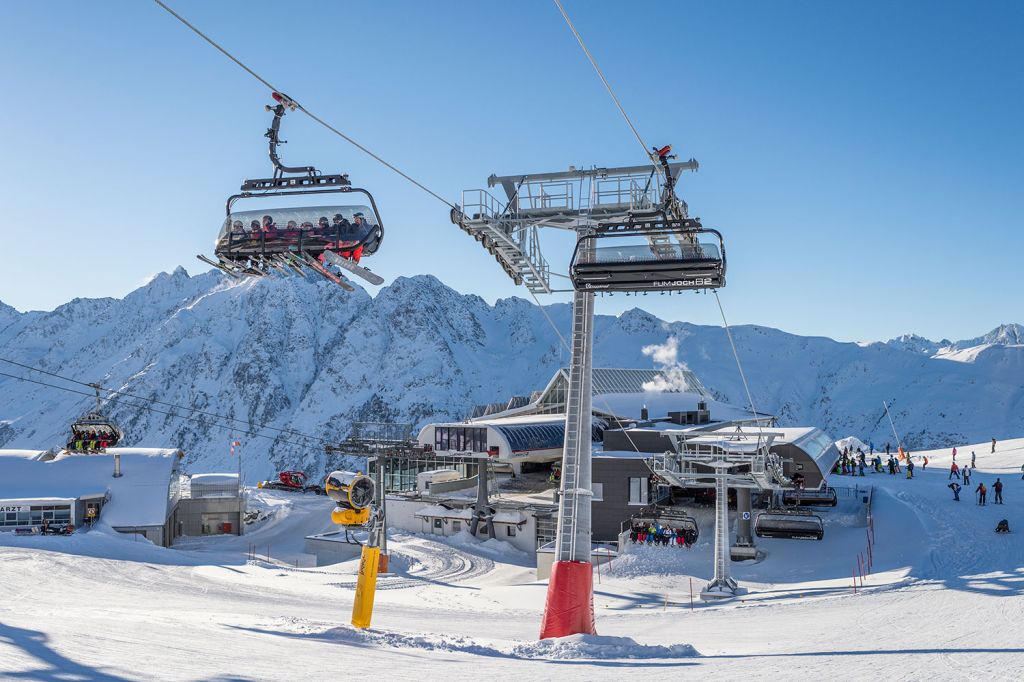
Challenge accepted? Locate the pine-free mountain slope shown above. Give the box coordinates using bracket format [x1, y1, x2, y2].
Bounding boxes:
[0, 269, 1020, 481]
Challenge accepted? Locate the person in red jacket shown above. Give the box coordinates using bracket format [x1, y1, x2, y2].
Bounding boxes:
[993, 478, 1004, 504]
[949, 462, 960, 480]
[976, 482, 987, 506]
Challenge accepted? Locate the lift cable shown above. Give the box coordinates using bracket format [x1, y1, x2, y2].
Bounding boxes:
[0, 370, 329, 450]
[553, 2, 769, 444]
[524, 288, 647, 457]
[0, 357, 333, 447]
[152, 0, 458, 212]
[552, 0, 660, 172]
[712, 290, 769, 447]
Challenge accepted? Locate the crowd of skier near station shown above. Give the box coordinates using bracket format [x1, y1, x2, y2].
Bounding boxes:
[835, 437, 1017, 533]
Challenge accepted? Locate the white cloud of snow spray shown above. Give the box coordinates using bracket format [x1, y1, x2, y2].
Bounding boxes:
[641, 337, 692, 392]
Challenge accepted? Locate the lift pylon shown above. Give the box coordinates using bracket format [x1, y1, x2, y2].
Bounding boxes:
[539, 289, 596, 639]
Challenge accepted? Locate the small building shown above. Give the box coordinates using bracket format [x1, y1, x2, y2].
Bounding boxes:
[0, 449, 248, 545]
[177, 473, 244, 537]
[0, 448, 185, 545]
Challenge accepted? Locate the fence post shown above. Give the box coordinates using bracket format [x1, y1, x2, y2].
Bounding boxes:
[853, 565, 857, 594]
[689, 577, 694, 611]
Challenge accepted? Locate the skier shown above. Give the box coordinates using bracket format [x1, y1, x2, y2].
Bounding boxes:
[976, 482, 987, 506]
[963, 466, 971, 486]
[869, 442, 875, 456]
[971, 451, 976, 468]
[886, 442, 891, 457]
[922, 455, 928, 470]
[859, 461, 866, 477]
[991, 437, 997, 453]
[948, 482, 961, 501]
[995, 519, 1010, 534]
[993, 478, 1003, 504]
[887, 457, 896, 475]
[906, 459, 915, 479]
[874, 455, 882, 473]
[949, 462, 960, 480]
[952, 446, 957, 462]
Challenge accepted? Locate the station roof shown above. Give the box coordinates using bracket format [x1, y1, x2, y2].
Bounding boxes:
[594, 391, 768, 422]
[0, 449, 182, 527]
[0, 449, 52, 461]
[466, 366, 712, 422]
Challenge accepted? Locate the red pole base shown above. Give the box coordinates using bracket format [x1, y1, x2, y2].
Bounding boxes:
[539, 560, 596, 639]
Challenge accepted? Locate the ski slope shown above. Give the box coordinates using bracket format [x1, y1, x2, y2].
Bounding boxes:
[1, 438, 1022, 680]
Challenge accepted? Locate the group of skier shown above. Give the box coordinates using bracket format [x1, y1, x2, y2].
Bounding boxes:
[226, 212, 376, 263]
[628, 522, 696, 548]
[844, 439, 1014, 533]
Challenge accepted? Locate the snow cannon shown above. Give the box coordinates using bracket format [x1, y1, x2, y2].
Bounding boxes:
[325, 471, 375, 526]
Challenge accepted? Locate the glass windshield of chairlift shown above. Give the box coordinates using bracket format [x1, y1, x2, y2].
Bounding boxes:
[218, 205, 379, 242]
[581, 236, 722, 265]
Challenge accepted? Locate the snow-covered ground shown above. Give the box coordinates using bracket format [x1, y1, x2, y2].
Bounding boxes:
[1, 438, 1022, 680]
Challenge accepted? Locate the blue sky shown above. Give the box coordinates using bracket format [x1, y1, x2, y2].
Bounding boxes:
[1, 1, 1021, 342]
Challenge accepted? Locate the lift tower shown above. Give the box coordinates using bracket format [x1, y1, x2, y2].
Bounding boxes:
[455, 148, 727, 638]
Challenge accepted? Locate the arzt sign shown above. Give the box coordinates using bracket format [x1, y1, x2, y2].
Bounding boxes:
[1, 505, 29, 513]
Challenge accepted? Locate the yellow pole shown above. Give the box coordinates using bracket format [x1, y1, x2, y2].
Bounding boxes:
[351, 545, 381, 629]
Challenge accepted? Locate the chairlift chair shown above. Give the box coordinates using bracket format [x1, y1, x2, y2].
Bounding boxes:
[782, 485, 838, 508]
[754, 509, 824, 540]
[199, 93, 384, 289]
[67, 384, 124, 452]
[570, 220, 726, 292]
[569, 145, 726, 294]
[631, 508, 700, 546]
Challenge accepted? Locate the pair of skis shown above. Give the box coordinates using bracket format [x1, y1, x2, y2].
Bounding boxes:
[197, 249, 382, 291]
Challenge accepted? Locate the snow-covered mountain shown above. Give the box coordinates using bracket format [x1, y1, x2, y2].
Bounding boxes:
[885, 323, 1024, 358]
[1, 269, 1021, 481]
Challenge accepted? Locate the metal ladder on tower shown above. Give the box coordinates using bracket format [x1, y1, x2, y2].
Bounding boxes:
[554, 289, 595, 563]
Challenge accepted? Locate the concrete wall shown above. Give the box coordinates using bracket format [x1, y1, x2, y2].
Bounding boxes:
[428, 475, 477, 495]
[304, 533, 363, 567]
[114, 525, 165, 546]
[177, 497, 243, 536]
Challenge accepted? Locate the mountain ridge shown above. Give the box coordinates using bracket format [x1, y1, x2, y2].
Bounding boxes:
[1, 270, 1021, 480]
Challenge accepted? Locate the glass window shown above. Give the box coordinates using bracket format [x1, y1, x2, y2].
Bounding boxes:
[591, 482, 604, 502]
[439, 428, 449, 451]
[506, 525, 516, 537]
[435, 428, 443, 450]
[433, 518, 443, 529]
[452, 521, 461, 533]
[628, 477, 649, 505]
